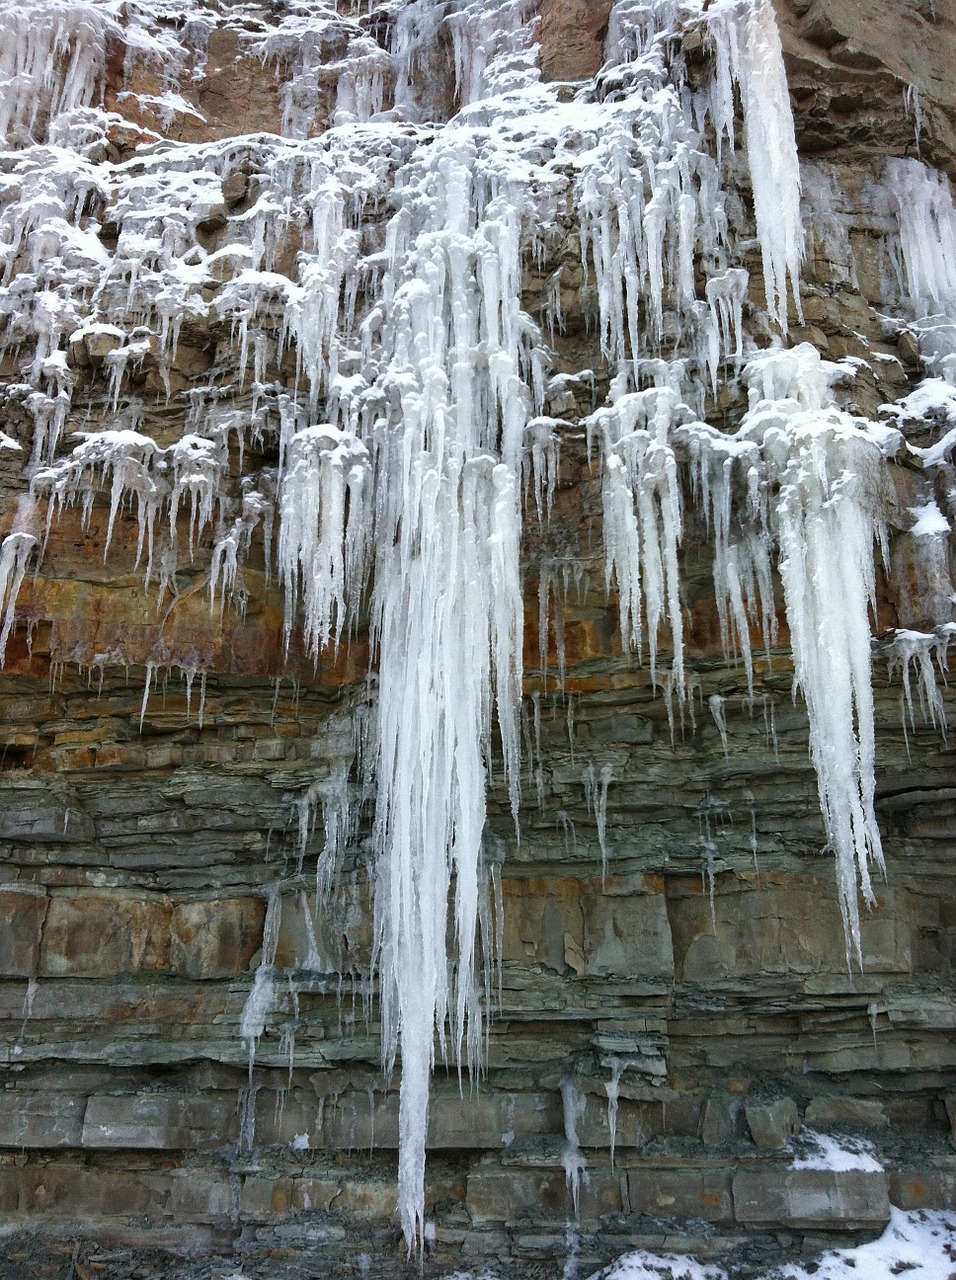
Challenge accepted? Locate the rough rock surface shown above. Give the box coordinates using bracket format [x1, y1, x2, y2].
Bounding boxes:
[0, 2, 955, 1278]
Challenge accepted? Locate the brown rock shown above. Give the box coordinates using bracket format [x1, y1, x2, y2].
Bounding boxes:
[39, 892, 173, 977]
[171, 897, 265, 978]
[539, 0, 614, 82]
[0, 887, 48, 976]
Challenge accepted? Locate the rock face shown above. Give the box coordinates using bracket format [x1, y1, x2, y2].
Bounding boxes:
[0, 0, 955, 1276]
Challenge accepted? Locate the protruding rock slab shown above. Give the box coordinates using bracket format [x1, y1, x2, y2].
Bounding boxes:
[81, 1094, 238, 1149]
[733, 1165, 891, 1229]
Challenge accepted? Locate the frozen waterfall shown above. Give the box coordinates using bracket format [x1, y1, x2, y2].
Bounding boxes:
[0, 0, 952, 1252]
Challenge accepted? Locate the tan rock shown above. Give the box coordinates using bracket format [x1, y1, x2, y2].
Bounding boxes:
[39, 892, 172, 977]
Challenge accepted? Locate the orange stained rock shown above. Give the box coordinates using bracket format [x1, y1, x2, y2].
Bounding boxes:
[538, 0, 615, 83]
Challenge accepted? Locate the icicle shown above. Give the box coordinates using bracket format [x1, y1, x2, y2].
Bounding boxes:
[774, 434, 886, 967]
[596, 763, 613, 882]
[0, 2, 117, 148]
[560, 1077, 588, 1220]
[709, 693, 730, 758]
[240, 883, 282, 1080]
[595, 388, 689, 697]
[705, 0, 804, 330]
[884, 158, 956, 315]
[605, 1056, 625, 1169]
[903, 84, 923, 157]
[0, 495, 38, 664]
[139, 661, 155, 732]
[886, 628, 951, 738]
[277, 425, 371, 659]
[447, 0, 541, 108]
[0, 0, 931, 1240]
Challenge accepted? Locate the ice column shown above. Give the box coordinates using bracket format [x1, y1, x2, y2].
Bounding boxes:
[705, 0, 804, 329]
[739, 348, 893, 965]
[772, 416, 887, 965]
[368, 147, 527, 1250]
[885, 157, 956, 315]
[280, 138, 530, 1250]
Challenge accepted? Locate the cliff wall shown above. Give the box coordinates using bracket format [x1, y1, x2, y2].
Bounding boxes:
[0, 2, 954, 1277]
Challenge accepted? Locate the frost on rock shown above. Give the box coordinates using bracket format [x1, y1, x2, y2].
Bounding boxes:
[790, 1128, 883, 1174]
[592, 1207, 956, 1280]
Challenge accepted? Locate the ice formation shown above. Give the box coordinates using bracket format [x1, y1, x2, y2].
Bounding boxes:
[0, 0, 953, 1251]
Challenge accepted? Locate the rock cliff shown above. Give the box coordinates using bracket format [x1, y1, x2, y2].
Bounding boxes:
[0, 1, 955, 1277]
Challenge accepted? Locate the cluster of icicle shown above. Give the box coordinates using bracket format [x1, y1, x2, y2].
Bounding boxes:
[593, 343, 902, 964]
[0, 0, 954, 1250]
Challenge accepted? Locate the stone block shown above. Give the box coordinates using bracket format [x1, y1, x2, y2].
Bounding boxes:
[0, 1165, 153, 1219]
[745, 1099, 800, 1150]
[252, 1088, 324, 1148]
[0, 887, 47, 976]
[221, 171, 249, 205]
[274, 886, 372, 973]
[12, 977, 231, 1030]
[582, 892, 674, 979]
[240, 1174, 296, 1217]
[82, 1093, 237, 1149]
[39, 892, 172, 977]
[155, 1170, 234, 1220]
[240, 1173, 341, 1219]
[804, 1099, 888, 1129]
[0, 1162, 234, 1225]
[701, 1096, 743, 1146]
[733, 1166, 891, 1229]
[577, 1170, 626, 1218]
[538, 0, 610, 82]
[671, 877, 911, 981]
[466, 1167, 570, 1222]
[83, 327, 125, 360]
[294, 1176, 358, 1215]
[427, 1089, 556, 1151]
[0, 1092, 86, 1146]
[329, 1176, 398, 1219]
[320, 1086, 560, 1152]
[887, 1165, 956, 1210]
[575, 1094, 664, 1151]
[145, 743, 184, 769]
[501, 877, 586, 975]
[171, 897, 264, 978]
[628, 1166, 734, 1223]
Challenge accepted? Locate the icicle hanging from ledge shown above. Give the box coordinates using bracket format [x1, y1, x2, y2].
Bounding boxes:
[273, 134, 530, 1248]
[704, 0, 805, 330]
[595, 341, 900, 968]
